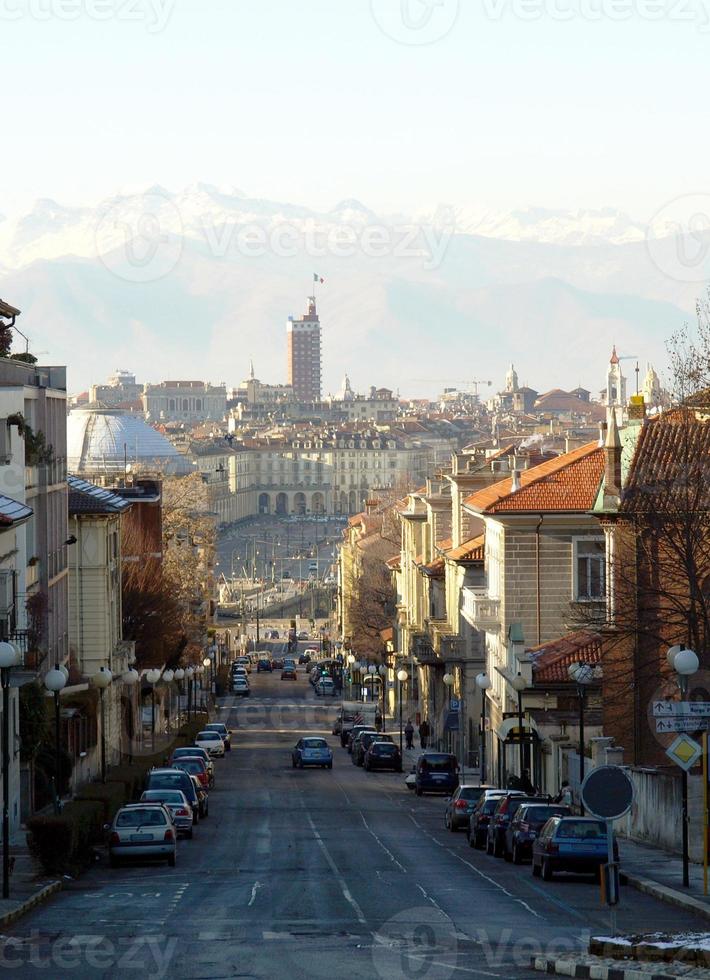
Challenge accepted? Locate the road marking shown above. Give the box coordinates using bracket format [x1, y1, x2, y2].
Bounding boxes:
[359, 812, 406, 872]
[307, 812, 366, 925]
[248, 881, 263, 907]
[416, 882, 443, 911]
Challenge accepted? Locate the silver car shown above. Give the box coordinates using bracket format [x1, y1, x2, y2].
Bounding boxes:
[140, 790, 194, 838]
[108, 804, 177, 867]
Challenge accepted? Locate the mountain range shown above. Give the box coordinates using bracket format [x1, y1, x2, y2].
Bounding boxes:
[0, 184, 705, 399]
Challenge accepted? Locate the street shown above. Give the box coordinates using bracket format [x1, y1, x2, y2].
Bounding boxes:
[215, 516, 343, 584]
[3, 643, 707, 979]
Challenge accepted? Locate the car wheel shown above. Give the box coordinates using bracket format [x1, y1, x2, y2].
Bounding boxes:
[485, 836, 494, 855]
[168, 853, 176, 868]
[532, 858, 541, 877]
[493, 837, 503, 858]
[449, 818, 457, 833]
[298, 759, 304, 769]
[193, 812, 199, 824]
[512, 843, 521, 865]
[327, 762, 332, 769]
[109, 854, 119, 868]
[415, 787, 423, 797]
[187, 828, 194, 840]
[503, 845, 512, 862]
[541, 858, 553, 881]
[444, 814, 450, 829]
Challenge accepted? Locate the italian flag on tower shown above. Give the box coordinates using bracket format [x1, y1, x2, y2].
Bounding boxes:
[313, 273, 324, 284]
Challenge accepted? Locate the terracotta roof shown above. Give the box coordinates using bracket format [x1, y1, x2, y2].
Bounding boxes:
[379, 627, 394, 643]
[446, 533, 485, 562]
[419, 557, 445, 577]
[463, 442, 604, 514]
[436, 537, 452, 552]
[385, 555, 401, 570]
[530, 630, 602, 684]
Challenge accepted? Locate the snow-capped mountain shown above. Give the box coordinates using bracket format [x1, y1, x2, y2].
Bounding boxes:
[0, 185, 703, 397]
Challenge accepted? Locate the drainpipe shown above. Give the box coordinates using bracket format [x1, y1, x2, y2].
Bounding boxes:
[535, 515, 544, 645]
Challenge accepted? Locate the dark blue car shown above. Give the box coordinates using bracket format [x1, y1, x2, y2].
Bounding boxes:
[532, 816, 618, 880]
[415, 753, 459, 796]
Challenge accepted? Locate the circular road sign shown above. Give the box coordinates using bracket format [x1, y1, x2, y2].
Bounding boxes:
[581, 765, 635, 821]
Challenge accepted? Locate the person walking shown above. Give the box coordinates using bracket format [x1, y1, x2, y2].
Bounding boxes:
[404, 719, 414, 750]
[419, 718, 430, 749]
[555, 780, 573, 807]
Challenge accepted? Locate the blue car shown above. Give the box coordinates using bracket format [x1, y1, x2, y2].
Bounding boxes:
[414, 753, 459, 796]
[532, 816, 618, 881]
[292, 737, 333, 769]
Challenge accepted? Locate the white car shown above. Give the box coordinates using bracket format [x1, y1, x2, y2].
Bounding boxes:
[232, 677, 251, 697]
[235, 657, 251, 673]
[304, 648, 319, 658]
[315, 677, 335, 697]
[195, 730, 225, 757]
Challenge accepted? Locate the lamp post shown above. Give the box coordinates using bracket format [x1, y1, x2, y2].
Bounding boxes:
[443, 672, 455, 755]
[92, 667, 113, 782]
[162, 670, 174, 734]
[0, 643, 20, 898]
[367, 664, 377, 707]
[121, 668, 140, 763]
[397, 669, 408, 755]
[146, 669, 161, 751]
[669, 645, 699, 888]
[203, 657, 212, 703]
[347, 654, 355, 699]
[378, 663, 387, 732]
[43, 663, 66, 820]
[568, 662, 596, 812]
[174, 669, 185, 728]
[476, 672, 491, 785]
[511, 672, 527, 776]
[185, 667, 194, 720]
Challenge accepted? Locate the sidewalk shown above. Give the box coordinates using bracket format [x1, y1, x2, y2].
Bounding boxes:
[0, 828, 62, 927]
[618, 836, 710, 922]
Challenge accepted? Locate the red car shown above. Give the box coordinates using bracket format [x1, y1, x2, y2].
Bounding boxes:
[172, 757, 210, 790]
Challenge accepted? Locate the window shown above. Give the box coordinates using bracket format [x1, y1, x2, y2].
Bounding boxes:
[575, 539, 605, 600]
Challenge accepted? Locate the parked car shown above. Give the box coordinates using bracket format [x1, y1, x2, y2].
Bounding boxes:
[140, 790, 194, 838]
[444, 785, 497, 832]
[314, 677, 335, 696]
[346, 725, 375, 753]
[172, 756, 210, 790]
[486, 793, 538, 857]
[205, 722, 232, 751]
[232, 677, 251, 696]
[414, 753, 459, 796]
[257, 659, 272, 673]
[350, 730, 376, 764]
[234, 657, 251, 673]
[170, 746, 214, 786]
[506, 803, 571, 864]
[108, 803, 177, 867]
[297, 630, 309, 639]
[145, 768, 200, 823]
[298, 653, 311, 665]
[532, 816, 618, 881]
[231, 665, 248, 679]
[281, 667, 297, 680]
[195, 730, 226, 757]
[364, 741, 402, 772]
[304, 647, 319, 659]
[292, 736, 333, 769]
[272, 658, 284, 670]
[353, 731, 392, 766]
[190, 774, 209, 818]
[467, 794, 508, 848]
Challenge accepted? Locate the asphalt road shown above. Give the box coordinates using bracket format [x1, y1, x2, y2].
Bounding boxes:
[4, 646, 707, 979]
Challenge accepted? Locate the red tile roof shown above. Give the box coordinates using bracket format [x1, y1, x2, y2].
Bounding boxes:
[386, 554, 401, 570]
[446, 534, 485, 562]
[463, 442, 604, 514]
[529, 631, 602, 684]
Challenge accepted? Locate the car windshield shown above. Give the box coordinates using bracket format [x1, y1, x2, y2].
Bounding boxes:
[459, 788, 484, 800]
[482, 798, 501, 814]
[523, 805, 569, 825]
[149, 774, 189, 790]
[556, 820, 607, 839]
[420, 755, 456, 772]
[198, 732, 220, 740]
[207, 725, 226, 733]
[143, 791, 184, 804]
[117, 808, 166, 827]
[178, 761, 203, 773]
[303, 738, 327, 748]
[373, 743, 396, 753]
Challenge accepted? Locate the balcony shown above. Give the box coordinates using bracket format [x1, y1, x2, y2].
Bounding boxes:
[462, 587, 500, 631]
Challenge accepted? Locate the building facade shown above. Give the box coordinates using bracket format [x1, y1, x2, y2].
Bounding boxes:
[287, 297, 322, 403]
[142, 381, 227, 423]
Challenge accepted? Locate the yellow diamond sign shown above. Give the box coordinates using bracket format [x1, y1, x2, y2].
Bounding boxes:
[666, 734, 703, 771]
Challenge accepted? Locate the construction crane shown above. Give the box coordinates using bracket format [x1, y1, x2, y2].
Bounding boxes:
[412, 378, 493, 400]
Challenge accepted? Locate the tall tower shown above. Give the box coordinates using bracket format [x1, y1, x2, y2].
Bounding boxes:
[287, 296, 322, 403]
[606, 345, 626, 408]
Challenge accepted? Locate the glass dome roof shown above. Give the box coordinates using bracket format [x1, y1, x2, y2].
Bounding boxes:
[67, 408, 192, 477]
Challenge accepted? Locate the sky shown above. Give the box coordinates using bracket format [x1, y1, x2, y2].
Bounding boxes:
[2, 0, 709, 221]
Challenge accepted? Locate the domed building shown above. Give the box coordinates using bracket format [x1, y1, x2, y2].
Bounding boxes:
[67, 405, 192, 477]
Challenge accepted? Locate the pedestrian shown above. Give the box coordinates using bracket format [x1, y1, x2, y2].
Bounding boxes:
[520, 768, 535, 795]
[555, 780, 573, 806]
[419, 718, 430, 749]
[375, 706, 382, 732]
[404, 719, 414, 749]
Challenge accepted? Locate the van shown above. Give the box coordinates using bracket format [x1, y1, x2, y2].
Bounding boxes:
[415, 753, 459, 796]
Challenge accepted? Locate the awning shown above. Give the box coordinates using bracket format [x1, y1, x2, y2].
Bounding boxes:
[443, 710, 459, 732]
[495, 716, 538, 740]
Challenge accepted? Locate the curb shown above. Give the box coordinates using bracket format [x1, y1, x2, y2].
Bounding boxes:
[0, 880, 62, 928]
[531, 955, 706, 979]
[621, 870, 710, 924]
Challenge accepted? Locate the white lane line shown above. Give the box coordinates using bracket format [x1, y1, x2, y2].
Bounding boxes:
[307, 812, 367, 925]
[248, 881, 263, 907]
[359, 812, 407, 873]
[416, 882, 443, 912]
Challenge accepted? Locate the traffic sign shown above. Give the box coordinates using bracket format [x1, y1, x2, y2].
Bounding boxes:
[666, 734, 703, 771]
[653, 700, 710, 718]
[450, 698, 460, 711]
[581, 765, 635, 821]
[656, 717, 709, 734]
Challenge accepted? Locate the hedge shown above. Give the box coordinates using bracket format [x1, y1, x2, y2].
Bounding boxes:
[27, 799, 104, 874]
[75, 780, 127, 821]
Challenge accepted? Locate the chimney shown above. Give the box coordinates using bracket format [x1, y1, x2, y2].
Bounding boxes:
[510, 468, 521, 492]
[628, 393, 646, 423]
[598, 420, 607, 447]
[603, 408, 622, 508]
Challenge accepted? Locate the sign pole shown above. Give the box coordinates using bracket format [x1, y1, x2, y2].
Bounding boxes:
[704, 731, 709, 896]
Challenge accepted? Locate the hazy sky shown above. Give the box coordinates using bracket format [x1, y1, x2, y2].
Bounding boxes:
[2, 0, 708, 219]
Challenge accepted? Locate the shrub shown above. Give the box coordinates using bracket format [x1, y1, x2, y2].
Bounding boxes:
[27, 799, 103, 874]
[75, 780, 127, 821]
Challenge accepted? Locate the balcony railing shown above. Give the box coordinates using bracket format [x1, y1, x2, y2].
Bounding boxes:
[461, 588, 500, 631]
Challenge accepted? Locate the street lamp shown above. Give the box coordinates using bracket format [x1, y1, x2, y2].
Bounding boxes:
[568, 662, 597, 812]
[174, 668, 185, 728]
[203, 657, 212, 702]
[121, 668, 140, 763]
[163, 670, 174, 734]
[43, 663, 66, 823]
[511, 672, 527, 776]
[397, 668, 408, 754]
[669, 645, 699, 888]
[92, 667, 113, 782]
[0, 643, 20, 897]
[378, 664, 387, 731]
[443, 673, 455, 756]
[476, 672, 491, 784]
[185, 667, 194, 720]
[146, 669, 161, 751]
